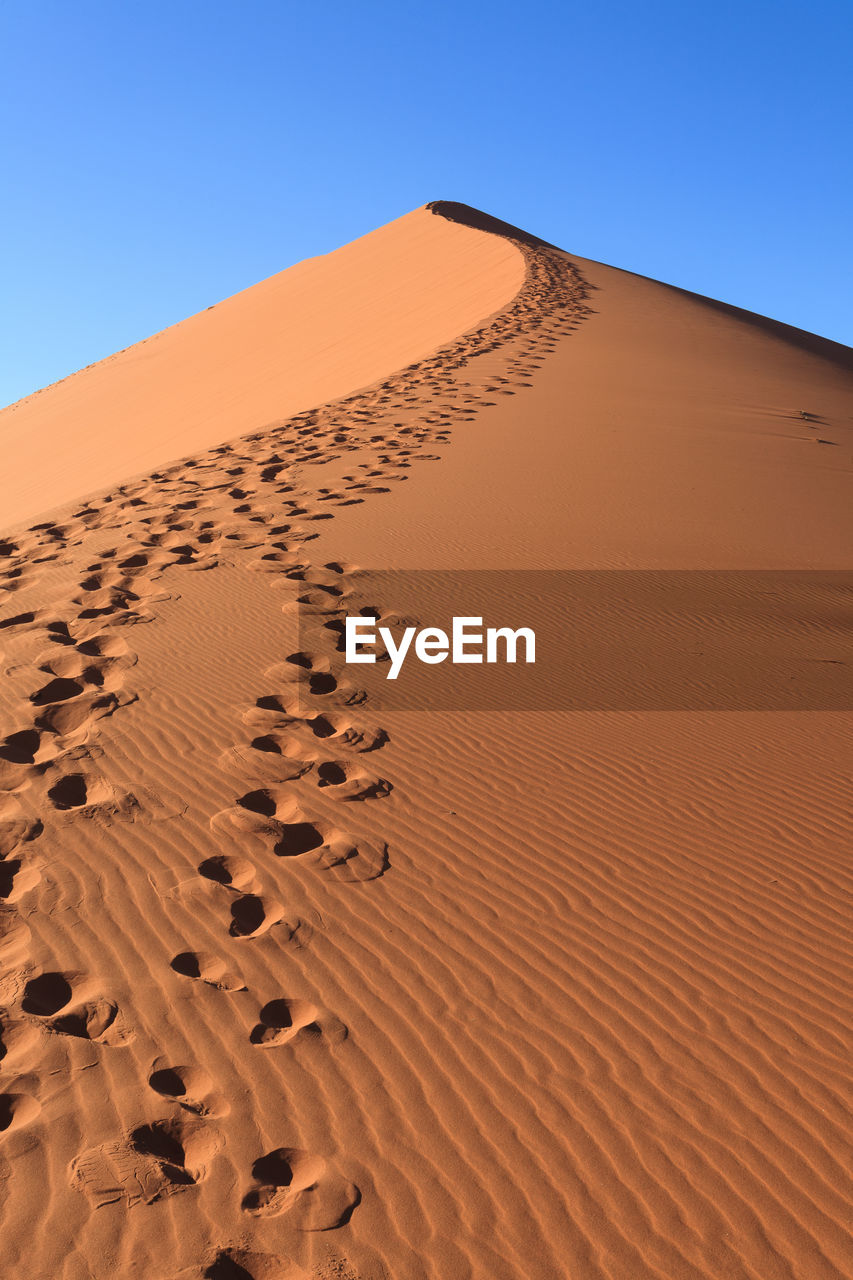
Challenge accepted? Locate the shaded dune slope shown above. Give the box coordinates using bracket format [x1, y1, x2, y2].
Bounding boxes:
[1, 203, 852, 1280]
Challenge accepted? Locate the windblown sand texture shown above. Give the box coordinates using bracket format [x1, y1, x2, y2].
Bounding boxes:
[0, 201, 851, 1280]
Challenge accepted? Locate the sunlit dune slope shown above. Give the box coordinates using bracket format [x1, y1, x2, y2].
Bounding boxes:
[0, 204, 524, 530]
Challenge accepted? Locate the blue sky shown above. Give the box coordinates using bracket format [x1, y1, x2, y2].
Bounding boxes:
[1, 0, 851, 408]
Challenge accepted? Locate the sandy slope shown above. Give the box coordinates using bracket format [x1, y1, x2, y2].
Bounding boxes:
[1, 202, 851, 1280]
[0, 206, 523, 531]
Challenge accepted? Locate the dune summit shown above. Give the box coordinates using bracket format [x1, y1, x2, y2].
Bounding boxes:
[0, 202, 851, 1280]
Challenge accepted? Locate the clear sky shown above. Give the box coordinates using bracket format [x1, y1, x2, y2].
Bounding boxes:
[1, 0, 851, 408]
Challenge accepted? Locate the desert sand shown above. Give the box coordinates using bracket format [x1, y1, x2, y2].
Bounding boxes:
[0, 201, 851, 1280]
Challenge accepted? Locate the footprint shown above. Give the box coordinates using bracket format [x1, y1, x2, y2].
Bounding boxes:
[0, 1092, 41, 1137]
[201, 1249, 308, 1280]
[242, 692, 301, 728]
[45, 768, 136, 820]
[0, 729, 54, 768]
[49, 999, 123, 1043]
[228, 893, 287, 940]
[34, 689, 127, 740]
[282, 650, 332, 673]
[315, 761, 349, 787]
[265, 661, 339, 699]
[246, 733, 317, 762]
[130, 1119, 216, 1186]
[71, 1118, 220, 1207]
[321, 560, 358, 577]
[197, 855, 259, 893]
[247, 550, 304, 574]
[220, 738, 314, 784]
[148, 1059, 228, 1118]
[305, 672, 338, 696]
[22, 972, 125, 1042]
[77, 633, 130, 659]
[0, 611, 38, 634]
[315, 834, 390, 882]
[38, 652, 93, 680]
[249, 998, 320, 1047]
[0, 858, 41, 903]
[315, 759, 392, 801]
[248, 998, 348, 1049]
[304, 712, 388, 753]
[241, 1147, 359, 1229]
[170, 951, 245, 992]
[46, 773, 91, 810]
[29, 676, 86, 706]
[22, 971, 74, 1016]
[281, 589, 343, 615]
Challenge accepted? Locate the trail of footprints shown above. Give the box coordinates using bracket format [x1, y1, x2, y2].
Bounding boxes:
[0, 209, 593, 1273]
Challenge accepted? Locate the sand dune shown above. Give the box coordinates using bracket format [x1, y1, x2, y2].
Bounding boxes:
[0, 204, 523, 531]
[1, 201, 851, 1280]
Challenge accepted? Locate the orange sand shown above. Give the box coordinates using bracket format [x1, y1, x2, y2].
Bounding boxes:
[0, 202, 851, 1280]
[0, 207, 523, 530]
